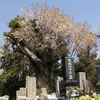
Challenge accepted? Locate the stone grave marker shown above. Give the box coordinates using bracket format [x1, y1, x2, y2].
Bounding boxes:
[65, 57, 75, 80]
[77, 72, 86, 90]
[16, 88, 26, 100]
[85, 80, 90, 93]
[59, 57, 77, 97]
[26, 76, 36, 99]
[0, 95, 9, 100]
[20, 88, 26, 97]
[16, 90, 20, 100]
[40, 88, 47, 100]
[56, 76, 63, 97]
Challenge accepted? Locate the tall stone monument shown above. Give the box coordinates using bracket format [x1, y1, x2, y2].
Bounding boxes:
[85, 80, 90, 93]
[26, 76, 36, 99]
[77, 72, 86, 92]
[64, 57, 77, 86]
[59, 57, 77, 97]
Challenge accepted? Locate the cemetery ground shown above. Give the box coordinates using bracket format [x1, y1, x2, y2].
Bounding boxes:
[1, 74, 100, 100]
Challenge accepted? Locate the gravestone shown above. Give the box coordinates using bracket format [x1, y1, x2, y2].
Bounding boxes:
[16, 88, 26, 100]
[77, 72, 86, 90]
[85, 80, 90, 93]
[65, 57, 77, 87]
[65, 57, 75, 80]
[96, 65, 100, 94]
[59, 57, 77, 97]
[26, 76, 36, 99]
[56, 76, 63, 97]
[16, 90, 20, 100]
[40, 88, 47, 100]
[0, 95, 9, 100]
[20, 88, 26, 97]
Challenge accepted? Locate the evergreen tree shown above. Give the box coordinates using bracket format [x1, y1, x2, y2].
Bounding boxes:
[75, 45, 97, 91]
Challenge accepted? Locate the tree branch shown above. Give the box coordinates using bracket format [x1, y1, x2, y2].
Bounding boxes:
[17, 38, 47, 76]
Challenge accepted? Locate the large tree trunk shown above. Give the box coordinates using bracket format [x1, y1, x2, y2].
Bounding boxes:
[18, 39, 55, 93]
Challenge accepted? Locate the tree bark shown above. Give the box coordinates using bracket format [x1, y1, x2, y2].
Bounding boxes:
[17, 39, 55, 93]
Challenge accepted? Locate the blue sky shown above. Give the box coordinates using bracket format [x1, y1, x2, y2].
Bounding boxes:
[0, 0, 100, 49]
